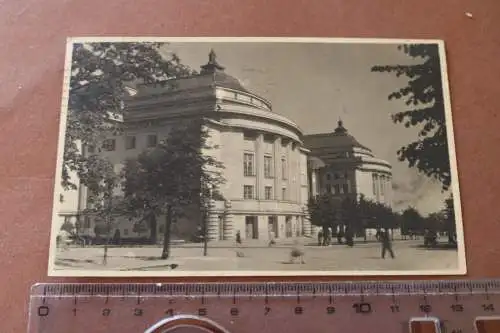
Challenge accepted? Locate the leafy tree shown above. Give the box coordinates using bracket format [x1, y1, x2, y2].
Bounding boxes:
[63, 42, 195, 191]
[340, 197, 362, 244]
[121, 119, 224, 259]
[425, 211, 446, 232]
[357, 195, 398, 231]
[443, 194, 457, 245]
[308, 194, 340, 236]
[83, 159, 122, 264]
[372, 44, 451, 191]
[401, 206, 425, 235]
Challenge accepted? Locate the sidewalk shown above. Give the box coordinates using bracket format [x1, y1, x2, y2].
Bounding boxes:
[53, 238, 459, 272]
[70, 236, 422, 250]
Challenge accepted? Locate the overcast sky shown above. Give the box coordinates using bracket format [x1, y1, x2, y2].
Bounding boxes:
[160, 41, 455, 215]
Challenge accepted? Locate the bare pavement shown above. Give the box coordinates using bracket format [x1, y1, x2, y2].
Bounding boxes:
[53, 237, 459, 273]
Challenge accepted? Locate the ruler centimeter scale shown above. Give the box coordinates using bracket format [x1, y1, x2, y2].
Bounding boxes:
[28, 280, 500, 333]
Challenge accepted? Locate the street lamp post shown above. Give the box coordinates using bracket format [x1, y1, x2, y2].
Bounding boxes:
[203, 184, 213, 257]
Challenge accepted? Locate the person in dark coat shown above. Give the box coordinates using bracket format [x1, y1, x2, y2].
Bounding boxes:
[235, 230, 242, 245]
[381, 229, 395, 259]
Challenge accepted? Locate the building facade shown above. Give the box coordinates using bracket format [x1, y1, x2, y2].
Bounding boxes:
[304, 120, 393, 207]
[56, 50, 311, 242]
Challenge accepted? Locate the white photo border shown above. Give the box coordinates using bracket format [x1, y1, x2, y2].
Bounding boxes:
[47, 37, 466, 277]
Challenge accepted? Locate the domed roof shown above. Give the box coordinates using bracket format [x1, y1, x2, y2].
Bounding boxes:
[303, 120, 371, 152]
[131, 49, 252, 97]
[199, 49, 252, 93]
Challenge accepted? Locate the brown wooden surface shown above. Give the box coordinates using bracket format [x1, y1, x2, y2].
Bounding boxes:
[1, 0, 500, 332]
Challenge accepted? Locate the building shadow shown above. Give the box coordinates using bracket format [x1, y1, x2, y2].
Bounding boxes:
[411, 243, 458, 251]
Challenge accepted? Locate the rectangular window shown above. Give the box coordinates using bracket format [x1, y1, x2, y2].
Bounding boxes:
[342, 183, 349, 194]
[380, 176, 385, 195]
[123, 229, 129, 236]
[334, 184, 341, 194]
[243, 185, 254, 199]
[244, 153, 255, 176]
[264, 155, 273, 178]
[372, 174, 378, 195]
[281, 157, 287, 179]
[147, 134, 158, 148]
[125, 136, 136, 149]
[282, 187, 287, 200]
[102, 139, 116, 151]
[326, 184, 332, 194]
[265, 186, 273, 200]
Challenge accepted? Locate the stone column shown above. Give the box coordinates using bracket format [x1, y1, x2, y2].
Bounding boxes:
[223, 200, 234, 240]
[273, 136, 281, 199]
[312, 169, 320, 196]
[302, 206, 312, 237]
[292, 149, 298, 203]
[286, 141, 292, 200]
[206, 199, 219, 241]
[256, 133, 264, 199]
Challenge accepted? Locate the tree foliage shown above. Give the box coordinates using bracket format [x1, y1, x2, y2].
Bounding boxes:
[308, 193, 399, 240]
[443, 194, 457, 245]
[308, 194, 340, 229]
[400, 206, 425, 234]
[63, 42, 195, 191]
[121, 118, 225, 258]
[371, 44, 451, 191]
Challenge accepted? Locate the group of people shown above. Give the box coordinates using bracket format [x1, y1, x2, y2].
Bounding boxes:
[317, 228, 395, 259]
[317, 228, 355, 247]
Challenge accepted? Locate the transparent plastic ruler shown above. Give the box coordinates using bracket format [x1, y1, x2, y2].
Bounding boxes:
[27, 280, 500, 333]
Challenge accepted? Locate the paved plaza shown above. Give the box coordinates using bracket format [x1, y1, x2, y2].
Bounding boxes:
[53, 238, 459, 273]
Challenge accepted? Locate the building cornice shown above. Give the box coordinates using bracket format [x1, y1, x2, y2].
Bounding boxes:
[355, 167, 393, 176]
[216, 86, 273, 110]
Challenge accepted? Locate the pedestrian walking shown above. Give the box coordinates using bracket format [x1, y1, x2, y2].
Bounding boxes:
[234, 230, 244, 257]
[317, 229, 323, 246]
[268, 231, 276, 247]
[380, 229, 395, 259]
[235, 230, 242, 245]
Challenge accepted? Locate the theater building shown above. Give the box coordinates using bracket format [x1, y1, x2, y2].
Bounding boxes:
[304, 120, 393, 207]
[56, 50, 312, 242]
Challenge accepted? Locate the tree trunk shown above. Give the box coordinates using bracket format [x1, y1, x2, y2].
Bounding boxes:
[161, 206, 173, 259]
[103, 226, 111, 265]
[322, 225, 328, 246]
[149, 214, 158, 244]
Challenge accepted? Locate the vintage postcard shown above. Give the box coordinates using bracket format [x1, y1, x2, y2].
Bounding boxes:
[47, 37, 466, 276]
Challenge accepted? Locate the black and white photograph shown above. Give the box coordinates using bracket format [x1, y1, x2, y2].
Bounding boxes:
[48, 37, 466, 277]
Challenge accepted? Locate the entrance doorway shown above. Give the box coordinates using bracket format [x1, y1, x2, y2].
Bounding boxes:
[245, 216, 258, 239]
[295, 216, 301, 237]
[268, 216, 278, 239]
[285, 216, 292, 238]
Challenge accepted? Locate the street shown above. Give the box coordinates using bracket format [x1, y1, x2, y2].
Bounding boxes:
[53, 238, 459, 273]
